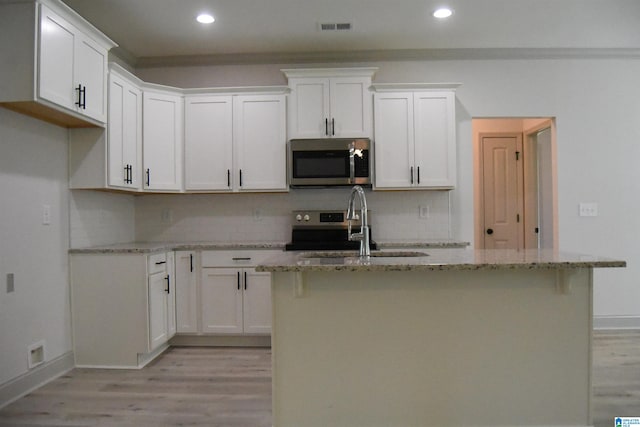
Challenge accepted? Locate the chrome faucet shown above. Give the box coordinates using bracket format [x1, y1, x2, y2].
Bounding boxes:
[347, 185, 370, 257]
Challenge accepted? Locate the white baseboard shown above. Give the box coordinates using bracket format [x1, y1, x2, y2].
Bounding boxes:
[594, 315, 640, 330]
[0, 351, 74, 410]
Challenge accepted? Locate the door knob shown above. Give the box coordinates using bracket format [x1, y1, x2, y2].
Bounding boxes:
[486, 228, 494, 235]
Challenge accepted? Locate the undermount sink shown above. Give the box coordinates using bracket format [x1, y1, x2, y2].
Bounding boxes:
[299, 250, 429, 259]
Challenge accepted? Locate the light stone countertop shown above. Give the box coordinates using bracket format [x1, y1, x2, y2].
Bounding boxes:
[68, 240, 470, 254]
[255, 248, 626, 272]
[68, 241, 288, 254]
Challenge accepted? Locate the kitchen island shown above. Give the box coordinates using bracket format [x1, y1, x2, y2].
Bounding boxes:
[257, 249, 625, 427]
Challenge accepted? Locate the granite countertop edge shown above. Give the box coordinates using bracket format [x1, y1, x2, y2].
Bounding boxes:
[254, 249, 627, 272]
[256, 260, 626, 273]
[68, 240, 470, 254]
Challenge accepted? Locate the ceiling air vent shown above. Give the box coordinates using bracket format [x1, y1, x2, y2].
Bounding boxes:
[318, 22, 353, 32]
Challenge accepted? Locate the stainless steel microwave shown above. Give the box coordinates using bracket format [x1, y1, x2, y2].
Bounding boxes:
[288, 138, 372, 187]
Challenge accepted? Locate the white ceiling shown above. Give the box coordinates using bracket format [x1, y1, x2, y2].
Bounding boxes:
[59, 0, 640, 67]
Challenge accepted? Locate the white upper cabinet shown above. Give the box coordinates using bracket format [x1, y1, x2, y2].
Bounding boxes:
[374, 86, 457, 190]
[184, 95, 234, 191]
[283, 68, 377, 139]
[234, 94, 287, 191]
[373, 92, 416, 188]
[143, 88, 183, 192]
[108, 65, 142, 190]
[184, 91, 287, 192]
[0, 1, 115, 127]
[74, 32, 109, 122]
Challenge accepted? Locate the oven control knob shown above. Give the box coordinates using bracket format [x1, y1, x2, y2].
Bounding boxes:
[303, 214, 310, 222]
[295, 214, 302, 221]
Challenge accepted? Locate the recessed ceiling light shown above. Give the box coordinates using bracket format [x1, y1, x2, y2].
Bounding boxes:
[196, 13, 215, 24]
[433, 8, 453, 19]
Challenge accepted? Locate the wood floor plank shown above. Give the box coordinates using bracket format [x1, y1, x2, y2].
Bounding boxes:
[1, 334, 639, 427]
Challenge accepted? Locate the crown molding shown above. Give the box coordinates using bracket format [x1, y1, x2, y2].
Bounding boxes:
[132, 48, 640, 69]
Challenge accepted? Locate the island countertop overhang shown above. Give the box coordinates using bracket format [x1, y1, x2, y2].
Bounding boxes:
[256, 248, 626, 273]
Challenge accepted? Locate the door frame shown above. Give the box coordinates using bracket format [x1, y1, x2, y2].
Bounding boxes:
[473, 118, 558, 250]
[523, 119, 558, 249]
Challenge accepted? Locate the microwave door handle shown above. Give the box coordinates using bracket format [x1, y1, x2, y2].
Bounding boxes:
[349, 143, 355, 184]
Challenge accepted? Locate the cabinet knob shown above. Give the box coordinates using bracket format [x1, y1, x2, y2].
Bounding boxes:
[486, 228, 494, 235]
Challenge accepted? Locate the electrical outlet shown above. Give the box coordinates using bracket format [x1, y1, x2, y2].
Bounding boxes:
[160, 208, 173, 224]
[42, 204, 51, 225]
[7, 273, 14, 293]
[579, 202, 598, 217]
[419, 205, 430, 219]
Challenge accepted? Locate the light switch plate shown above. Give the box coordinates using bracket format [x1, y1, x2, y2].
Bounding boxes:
[579, 202, 598, 217]
[42, 204, 51, 225]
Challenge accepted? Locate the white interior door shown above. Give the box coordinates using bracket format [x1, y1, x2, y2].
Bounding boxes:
[482, 134, 523, 249]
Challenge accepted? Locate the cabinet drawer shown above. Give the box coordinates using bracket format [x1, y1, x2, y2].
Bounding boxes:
[148, 252, 167, 274]
[201, 250, 282, 267]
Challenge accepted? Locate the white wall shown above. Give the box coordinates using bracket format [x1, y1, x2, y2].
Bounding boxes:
[137, 56, 640, 324]
[0, 108, 72, 386]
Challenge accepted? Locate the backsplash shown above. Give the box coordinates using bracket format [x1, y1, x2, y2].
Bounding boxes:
[70, 190, 136, 247]
[134, 189, 451, 243]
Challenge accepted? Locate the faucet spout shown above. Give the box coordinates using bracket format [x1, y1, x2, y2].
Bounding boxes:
[346, 185, 370, 257]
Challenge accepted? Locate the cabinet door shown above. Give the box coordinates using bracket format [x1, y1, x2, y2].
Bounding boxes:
[374, 92, 415, 188]
[148, 272, 168, 350]
[184, 96, 233, 190]
[75, 33, 107, 122]
[143, 91, 183, 191]
[329, 77, 372, 138]
[234, 94, 287, 191]
[288, 78, 330, 138]
[175, 251, 198, 333]
[243, 269, 272, 334]
[108, 74, 141, 189]
[413, 91, 456, 188]
[201, 268, 243, 334]
[38, 5, 75, 110]
[166, 252, 177, 338]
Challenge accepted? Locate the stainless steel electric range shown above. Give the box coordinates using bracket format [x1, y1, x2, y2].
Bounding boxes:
[284, 210, 377, 251]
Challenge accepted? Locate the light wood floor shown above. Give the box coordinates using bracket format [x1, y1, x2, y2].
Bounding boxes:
[1, 331, 639, 427]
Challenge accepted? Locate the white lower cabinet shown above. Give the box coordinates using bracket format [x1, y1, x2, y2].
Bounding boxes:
[201, 267, 272, 334]
[175, 251, 198, 333]
[70, 251, 176, 368]
[174, 250, 277, 336]
[147, 252, 176, 351]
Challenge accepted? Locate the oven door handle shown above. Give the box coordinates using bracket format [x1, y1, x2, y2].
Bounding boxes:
[349, 142, 355, 184]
